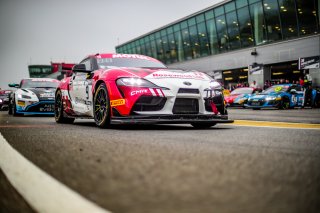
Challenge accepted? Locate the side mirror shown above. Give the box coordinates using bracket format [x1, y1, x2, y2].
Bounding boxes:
[8, 83, 19, 88]
[72, 64, 91, 73]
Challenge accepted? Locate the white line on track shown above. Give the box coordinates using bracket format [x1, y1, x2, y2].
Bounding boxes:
[0, 133, 111, 213]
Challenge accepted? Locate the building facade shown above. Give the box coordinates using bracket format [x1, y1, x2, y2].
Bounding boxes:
[116, 0, 320, 88]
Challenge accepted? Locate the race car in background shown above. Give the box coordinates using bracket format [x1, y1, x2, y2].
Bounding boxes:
[55, 53, 233, 128]
[8, 78, 59, 115]
[224, 87, 261, 107]
[0, 90, 12, 110]
[245, 84, 317, 109]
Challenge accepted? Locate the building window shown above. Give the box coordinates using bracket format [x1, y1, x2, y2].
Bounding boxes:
[263, 0, 283, 42]
[226, 11, 241, 50]
[278, 0, 298, 39]
[206, 18, 219, 54]
[189, 25, 201, 58]
[237, 6, 254, 47]
[250, 2, 268, 45]
[215, 15, 229, 52]
[296, 0, 318, 35]
[197, 22, 210, 56]
[174, 31, 184, 62]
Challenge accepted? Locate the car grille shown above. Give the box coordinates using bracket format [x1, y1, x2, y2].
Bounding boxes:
[172, 98, 199, 114]
[177, 88, 199, 94]
[25, 102, 55, 112]
[131, 96, 166, 112]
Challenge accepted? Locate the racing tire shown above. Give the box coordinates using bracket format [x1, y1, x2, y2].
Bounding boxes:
[93, 83, 111, 128]
[191, 123, 217, 129]
[8, 102, 12, 115]
[55, 90, 75, 124]
[278, 96, 290, 110]
[12, 100, 23, 116]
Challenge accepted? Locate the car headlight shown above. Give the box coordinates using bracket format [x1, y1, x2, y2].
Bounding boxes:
[209, 80, 222, 90]
[17, 94, 32, 99]
[116, 78, 162, 88]
[265, 96, 276, 101]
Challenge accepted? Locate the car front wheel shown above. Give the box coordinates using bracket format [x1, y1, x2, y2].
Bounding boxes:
[93, 83, 111, 128]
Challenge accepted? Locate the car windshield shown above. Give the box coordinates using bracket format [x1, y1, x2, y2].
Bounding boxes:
[20, 79, 59, 88]
[230, 88, 253, 95]
[97, 58, 167, 69]
[263, 85, 289, 93]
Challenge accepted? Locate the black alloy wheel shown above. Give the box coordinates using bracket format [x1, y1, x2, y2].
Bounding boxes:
[8, 100, 12, 115]
[12, 99, 22, 116]
[55, 90, 74, 124]
[279, 96, 290, 110]
[94, 83, 110, 128]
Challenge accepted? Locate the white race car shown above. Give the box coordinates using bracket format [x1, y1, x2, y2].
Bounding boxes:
[8, 78, 59, 115]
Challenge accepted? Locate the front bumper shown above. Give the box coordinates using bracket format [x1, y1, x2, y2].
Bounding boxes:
[16, 101, 55, 114]
[245, 100, 280, 108]
[111, 114, 233, 125]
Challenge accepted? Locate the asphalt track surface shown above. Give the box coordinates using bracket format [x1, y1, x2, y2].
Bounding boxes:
[1, 108, 320, 213]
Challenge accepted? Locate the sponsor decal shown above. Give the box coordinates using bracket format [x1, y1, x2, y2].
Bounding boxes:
[299, 56, 320, 69]
[110, 99, 126, 107]
[152, 72, 205, 79]
[17, 100, 25, 106]
[112, 54, 150, 60]
[149, 88, 165, 97]
[130, 89, 148, 96]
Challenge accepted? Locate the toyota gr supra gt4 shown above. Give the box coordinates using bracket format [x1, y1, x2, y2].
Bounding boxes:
[8, 78, 59, 115]
[245, 84, 316, 109]
[54, 53, 233, 128]
[0, 90, 12, 110]
[224, 87, 261, 107]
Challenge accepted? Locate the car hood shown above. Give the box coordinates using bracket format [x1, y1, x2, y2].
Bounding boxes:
[21, 88, 56, 100]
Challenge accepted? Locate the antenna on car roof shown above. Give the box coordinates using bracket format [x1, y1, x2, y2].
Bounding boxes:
[95, 53, 100, 56]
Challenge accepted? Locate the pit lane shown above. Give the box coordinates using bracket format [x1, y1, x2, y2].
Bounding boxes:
[0, 108, 320, 213]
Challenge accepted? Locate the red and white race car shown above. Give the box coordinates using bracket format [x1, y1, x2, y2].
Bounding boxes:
[55, 53, 233, 128]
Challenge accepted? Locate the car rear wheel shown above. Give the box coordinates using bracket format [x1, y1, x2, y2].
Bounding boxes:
[279, 96, 290, 110]
[55, 90, 75, 124]
[94, 83, 110, 128]
[191, 123, 216, 129]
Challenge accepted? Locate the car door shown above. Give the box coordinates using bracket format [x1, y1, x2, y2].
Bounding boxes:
[69, 58, 93, 116]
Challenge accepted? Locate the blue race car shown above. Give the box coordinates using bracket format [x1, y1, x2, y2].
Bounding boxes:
[245, 84, 316, 109]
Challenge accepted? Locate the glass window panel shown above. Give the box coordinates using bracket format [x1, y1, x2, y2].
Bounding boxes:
[189, 25, 201, 58]
[150, 34, 155, 40]
[215, 6, 225, 17]
[263, 0, 282, 42]
[140, 44, 146, 55]
[226, 11, 241, 50]
[197, 22, 210, 56]
[145, 42, 151, 57]
[215, 15, 229, 52]
[168, 33, 178, 63]
[278, 0, 298, 39]
[225, 2, 236, 13]
[173, 24, 181, 32]
[161, 35, 170, 64]
[237, 6, 254, 47]
[156, 38, 164, 62]
[188, 17, 196, 26]
[181, 21, 188, 29]
[249, 2, 268, 45]
[196, 14, 205, 23]
[205, 10, 214, 20]
[155, 32, 161, 38]
[174, 31, 185, 62]
[167, 26, 173, 34]
[296, 0, 318, 35]
[181, 28, 193, 60]
[160, 29, 167, 37]
[249, 0, 260, 4]
[206, 18, 220, 54]
[236, 0, 248, 9]
[150, 40, 157, 59]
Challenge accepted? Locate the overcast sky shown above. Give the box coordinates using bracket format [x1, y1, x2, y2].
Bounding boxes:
[0, 0, 222, 89]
